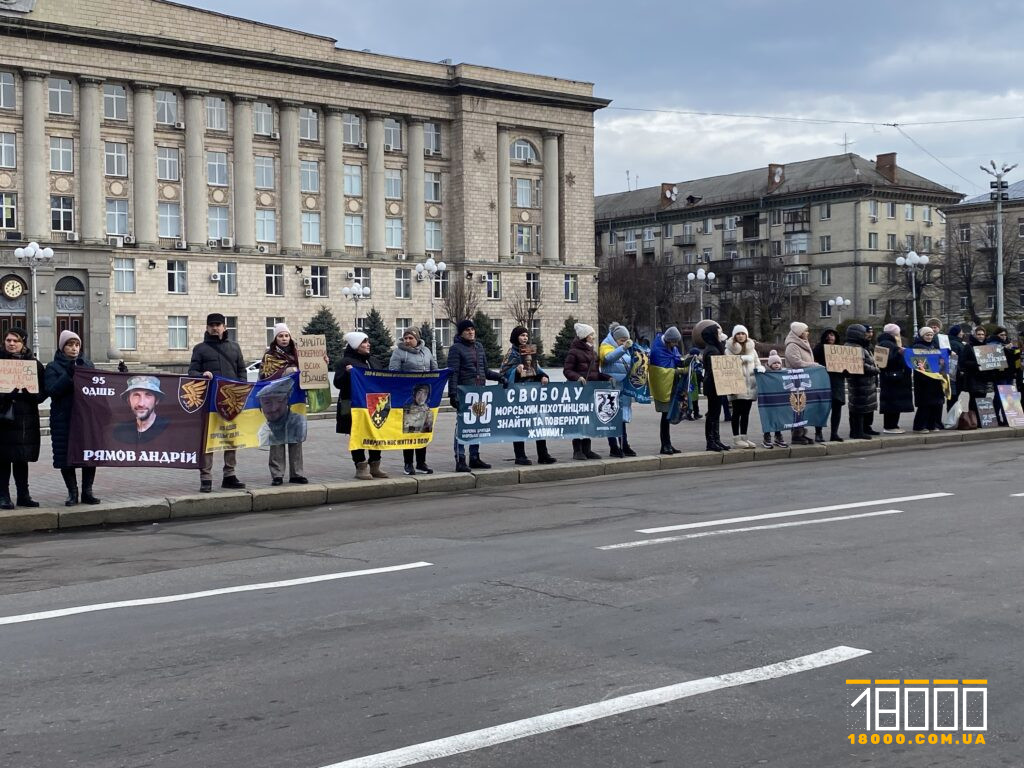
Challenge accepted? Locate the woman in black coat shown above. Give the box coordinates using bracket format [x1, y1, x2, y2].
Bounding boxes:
[958, 326, 992, 420]
[812, 328, 846, 442]
[875, 328, 913, 433]
[844, 324, 880, 439]
[334, 331, 388, 481]
[0, 327, 46, 509]
[910, 328, 947, 432]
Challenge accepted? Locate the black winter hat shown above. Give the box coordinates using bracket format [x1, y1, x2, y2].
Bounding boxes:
[456, 319, 475, 335]
[509, 326, 528, 344]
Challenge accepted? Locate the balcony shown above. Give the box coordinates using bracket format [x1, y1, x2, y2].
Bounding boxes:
[674, 233, 696, 246]
[783, 207, 811, 233]
[709, 255, 771, 272]
[722, 229, 738, 245]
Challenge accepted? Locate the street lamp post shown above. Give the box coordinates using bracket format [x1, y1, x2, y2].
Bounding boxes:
[341, 279, 371, 330]
[414, 256, 446, 359]
[14, 242, 55, 355]
[828, 295, 851, 323]
[895, 250, 929, 335]
[686, 267, 715, 321]
[980, 161, 1018, 327]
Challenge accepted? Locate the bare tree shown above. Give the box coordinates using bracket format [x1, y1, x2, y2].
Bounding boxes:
[598, 259, 686, 338]
[441, 276, 480, 327]
[504, 285, 542, 329]
[940, 218, 1023, 327]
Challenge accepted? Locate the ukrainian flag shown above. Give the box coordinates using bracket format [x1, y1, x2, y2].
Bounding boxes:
[349, 369, 450, 451]
[205, 372, 307, 451]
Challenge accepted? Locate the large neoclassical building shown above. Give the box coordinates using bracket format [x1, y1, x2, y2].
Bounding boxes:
[0, 0, 605, 365]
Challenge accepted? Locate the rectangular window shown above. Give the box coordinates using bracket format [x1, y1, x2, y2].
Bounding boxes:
[104, 141, 128, 176]
[491, 318, 503, 341]
[158, 201, 181, 238]
[301, 160, 320, 193]
[395, 318, 413, 339]
[819, 301, 832, 318]
[0, 72, 14, 110]
[206, 151, 228, 186]
[254, 155, 274, 189]
[868, 265, 879, 284]
[868, 200, 879, 219]
[385, 169, 402, 199]
[987, 295, 995, 310]
[50, 195, 74, 232]
[50, 137, 73, 172]
[664, 223, 673, 238]
[434, 319, 452, 349]
[515, 224, 532, 253]
[384, 118, 402, 150]
[217, 261, 237, 295]
[425, 172, 441, 203]
[770, 209, 782, 226]
[886, 202, 897, 219]
[157, 147, 179, 181]
[886, 233, 897, 250]
[1019, 217, 1024, 238]
[115, 315, 137, 350]
[563, 273, 579, 302]
[106, 199, 128, 235]
[205, 96, 227, 131]
[0, 132, 14, 168]
[310, 265, 328, 297]
[868, 299, 878, 315]
[702, 247, 712, 262]
[167, 259, 187, 294]
[208, 206, 229, 239]
[385, 217, 403, 249]
[103, 84, 127, 121]
[644, 226, 655, 242]
[433, 270, 449, 299]
[820, 267, 831, 286]
[959, 295, 968, 310]
[345, 215, 363, 246]
[515, 178, 532, 208]
[922, 235, 932, 252]
[904, 203, 914, 221]
[113, 257, 135, 293]
[819, 203, 831, 220]
[155, 90, 177, 125]
[921, 205, 932, 223]
[344, 163, 362, 196]
[256, 209, 276, 243]
[624, 231, 636, 252]
[265, 264, 284, 296]
[48, 78, 73, 115]
[868, 232, 878, 250]
[395, 268, 411, 299]
[905, 234, 915, 250]
[959, 223, 971, 242]
[343, 112, 362, 145]
[526, 272, 540, 302]
[819, 235, 831, 252]
[167, 315, 188, 349]
[353, 267, 372, 294]
[253, 102, 273, 135]
[486, 271, 501, 300]
[424, 122, 441, 154]
[301, 212, 321, 245]
[771, 240, 782, 257]
[425, 220, 442, 251]
[299, 107, 319, 141]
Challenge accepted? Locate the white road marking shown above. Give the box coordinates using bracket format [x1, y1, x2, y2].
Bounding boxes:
[637, 492, 952, 534]
[0, 562, 433, 627]
[1011, 493, 1024, 497]
[599, 510, 902, 551]
[319, 645, 871, 768]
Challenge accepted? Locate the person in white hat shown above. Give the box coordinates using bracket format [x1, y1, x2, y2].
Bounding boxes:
[334, 331, 389, 480]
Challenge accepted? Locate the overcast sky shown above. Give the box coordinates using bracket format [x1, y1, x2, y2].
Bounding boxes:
[192, 0, 1024, 198]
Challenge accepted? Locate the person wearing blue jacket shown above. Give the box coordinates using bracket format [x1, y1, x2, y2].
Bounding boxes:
[599, 323, 636, 457]
[447, 318, 501, 471]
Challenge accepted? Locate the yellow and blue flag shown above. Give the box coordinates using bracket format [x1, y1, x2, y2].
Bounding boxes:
[205, 372, 308, 451]
[349, 369, 449, 451]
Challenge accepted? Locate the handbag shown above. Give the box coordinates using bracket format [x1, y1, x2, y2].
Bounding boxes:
[956, 410, 978, 430]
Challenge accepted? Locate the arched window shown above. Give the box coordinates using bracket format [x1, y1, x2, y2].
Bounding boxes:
[55, 276, 85, 292]
[510, 139, 539, 164]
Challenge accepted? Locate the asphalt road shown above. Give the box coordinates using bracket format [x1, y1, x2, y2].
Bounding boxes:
[1, 440, 1020, 768]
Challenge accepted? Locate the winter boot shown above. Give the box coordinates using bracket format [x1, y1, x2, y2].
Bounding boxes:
[582, 439, 601, 460]
[15, 486, 39, 507]
[608, 437, 624, 458]
[0, 490, 12, 510]
[369, 461, 389, 478]
[514, 442, 533, 466]
[572, 438, 586, 461]
[814, 427, 826, 443]
[80, 487, 101, 505]
[740, 435, 757, 449]
[536, 440, 556, 464]
[354, 461, 373, 480]
[621, 438, 637, 457]
[404, 462, 416, 476]
[61, 468, 78, 506]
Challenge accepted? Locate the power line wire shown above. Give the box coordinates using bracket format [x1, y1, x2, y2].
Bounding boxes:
[604, 105, 1024, 128]
[892, 125, 981, 190]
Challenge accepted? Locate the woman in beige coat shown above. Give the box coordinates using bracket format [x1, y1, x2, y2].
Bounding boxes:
[725, 324, 763, 448]
[784, 321, 819, 444]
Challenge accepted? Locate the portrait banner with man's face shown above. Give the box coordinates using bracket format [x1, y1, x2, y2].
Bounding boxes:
[205, 372, 308, 452]
[68, 369, 208, 468]
[348, 369, 450, 451]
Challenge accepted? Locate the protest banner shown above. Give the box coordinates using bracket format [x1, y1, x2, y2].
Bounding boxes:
[0, 359, 40, 393]
[904, 347, 951, 399]
[68, 370, 207, 468]
[937, 333, 950, 350]
[997, 385, 1024, 427]
[205, 372, 307, 451]
[456, 381, 623, 445]
[873, 346, 889, 369]
[754, 367, 831, 432]
[348, 369, 449, 450]
[711, 355, 747, 396]
[621, 343, 651, 404]
[975, 344, 1008, 372]
[296, 334, 329, 390]
[975, 396, 998, 428]
[824, 344, 863, 374]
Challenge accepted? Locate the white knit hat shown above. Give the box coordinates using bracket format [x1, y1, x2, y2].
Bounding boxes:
[883, 323, 901, 336]
[59, 329, 82, 351]
[273, 322, 291, 339]
[790, 321, 808, 336]
[731, 324, 749, 337]
[574, 322, 595, 339]
[344, 331, 368, 349]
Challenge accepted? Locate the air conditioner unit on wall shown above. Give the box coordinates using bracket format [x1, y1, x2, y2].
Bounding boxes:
[66, 231, 79, 242]
[358, 142, 368, 150]
[302, 277, 312, 286]
[270, 132, 281, 140]
[207, 238, 220, 248]
[256, 244, 268, 254]
[478, 274, 487, 283]
[210, 273, 220, 282]
[173, 121, 185, 130]
[175, 240, 188, 250]
[123, 234, 135, 245]
[220, 237, 233, 248]
[396, 253, 407, 261]
[383, 143, 394, 152]
[107, 235, 123, 248]
[304, 288, 314, 297]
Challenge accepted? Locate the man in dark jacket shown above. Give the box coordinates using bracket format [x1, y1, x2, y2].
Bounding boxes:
[447, 318, 500, 472]
[188, 312, 247, 492]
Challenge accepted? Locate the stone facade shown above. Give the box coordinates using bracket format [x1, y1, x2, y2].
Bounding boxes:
[0, 0, 605, 365]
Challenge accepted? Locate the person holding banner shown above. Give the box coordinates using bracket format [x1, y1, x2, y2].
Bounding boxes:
[812, 329, 846, 442]
[725, 325, 763, 449]
[844, 324, 880, 440]
[258, 324, 308, 486]
[44, 330, 100, 506]
[910, 327, 948, 432]
[959, 326, 992, 421]
[650, 326, 685, 454]
[784, 322, 819, 445]
[876, 324, 913, 434]
[991, 326, 1017, 426]
[563, 323, 610, 460]
[501, 326, 556, 465]
[390, 327, 438, 475]
[448, 319, 501, 472]
[598, 323, 638, 458]
[0, 328, 45, 509]
[335, 331, 388, 480]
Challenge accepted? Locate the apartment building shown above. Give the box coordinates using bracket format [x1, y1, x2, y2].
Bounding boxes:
[0, 0, 605, 365]
[595, 152, 963, 340]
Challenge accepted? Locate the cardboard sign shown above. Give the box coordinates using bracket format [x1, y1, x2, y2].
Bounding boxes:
[873, 346, 889, 369]
[296, 334, 329, 390]
[937, 333, 950, 350]
[711, 355, 747, 396]
[976, 396, 998, 428]
[0, 359, 39, 393]
[824, 344, 864, 375]
[997, 385, 1024, 427]
[975, 344, 1008, 372]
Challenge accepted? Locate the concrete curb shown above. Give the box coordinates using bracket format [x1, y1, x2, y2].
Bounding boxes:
[3, 429, 1021, 535]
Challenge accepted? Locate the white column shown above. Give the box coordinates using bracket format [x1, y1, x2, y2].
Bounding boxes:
[232, 96, 255, 250]
[279, 101, 301, 253]
[131, 82, 158, 246]
[366, 112, 386, 259]
[542, 131, 560, 264]
[407, 118, 425, 259]
[21, 70, 48, 242]
[184, 89, 206, 247]
[497, 126, 512, 261]
[79, 77, 104, 244]
[324, 106, 345, 255]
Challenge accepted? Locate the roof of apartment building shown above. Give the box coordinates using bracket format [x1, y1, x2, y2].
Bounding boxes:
[958, 179, 1024, 206]
[595, 152, 961, 223]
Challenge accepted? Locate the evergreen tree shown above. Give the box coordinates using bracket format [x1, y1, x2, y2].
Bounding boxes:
[550, 315, 579, 366]
[472, 310, 503, 367]
[418, 321, 446, 366]
[302, 305, 345, 370]
[362, 307, 394, 368]
[532, 333, 546, 367]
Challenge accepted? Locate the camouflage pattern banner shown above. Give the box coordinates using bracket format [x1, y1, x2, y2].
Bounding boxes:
[205, 372, 307, 452]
